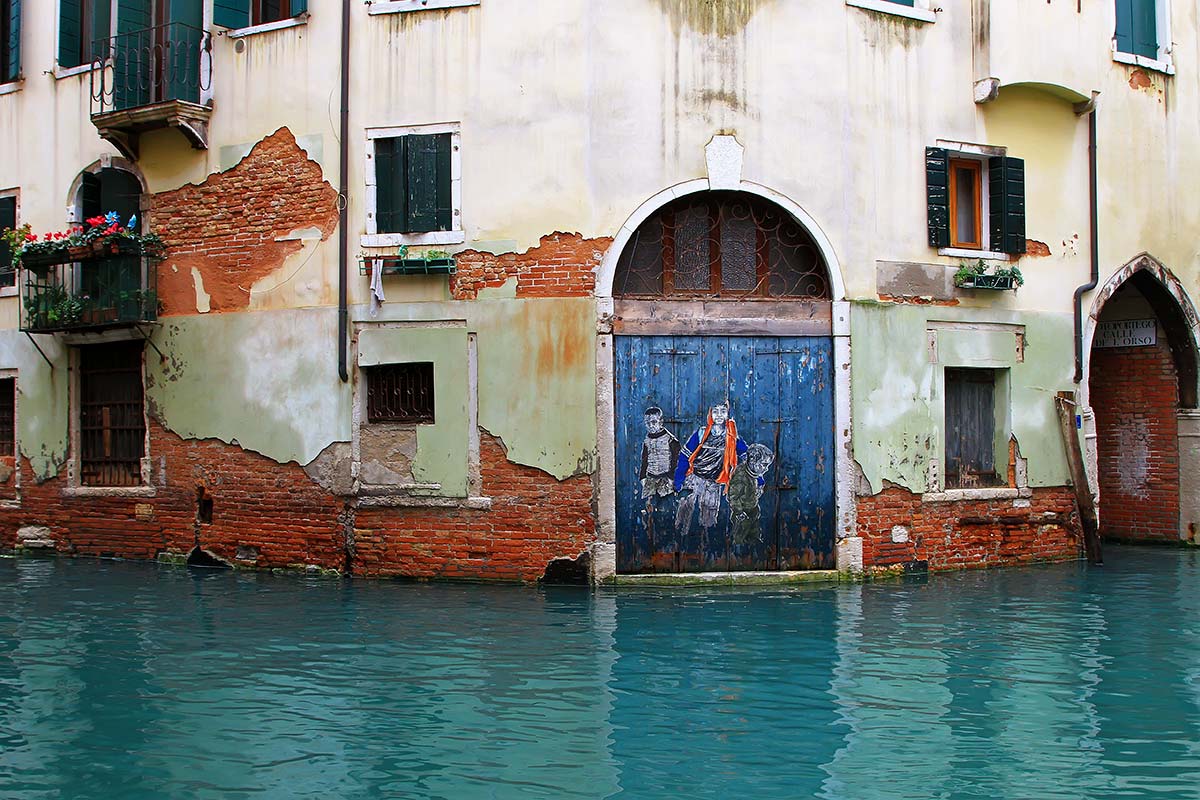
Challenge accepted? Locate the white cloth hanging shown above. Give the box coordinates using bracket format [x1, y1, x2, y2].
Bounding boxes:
[369, 258, 386, 317]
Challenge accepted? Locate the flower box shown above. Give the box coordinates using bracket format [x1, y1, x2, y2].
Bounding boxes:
[362, 256, 457, 276]
[958, 273, 1016, 290]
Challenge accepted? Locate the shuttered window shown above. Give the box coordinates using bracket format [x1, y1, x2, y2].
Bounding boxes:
[1115, 0, 1158, 59]
[58, 0, 111, 69]
[945, 368, 1005, 489]
[0, 195, 15, 288]
[215, 0, 307, 28]
[926, 147, 1025, 255]
[1, 0, 18, 84]
[375, 134, 454, 234]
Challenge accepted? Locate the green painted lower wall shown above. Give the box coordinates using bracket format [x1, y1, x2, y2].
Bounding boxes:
[0, 332, 69, 480]
[851, 302, 1075, 494]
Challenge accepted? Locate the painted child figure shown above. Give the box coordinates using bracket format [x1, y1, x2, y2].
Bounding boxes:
[728, 443, 775, 547]
[639, 407, 680, 501]
[674, 403, 749, 542]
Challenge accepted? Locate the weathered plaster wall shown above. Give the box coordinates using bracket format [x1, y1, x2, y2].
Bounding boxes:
[0, 332, 68, 480]
[852, 302, 1075, 494]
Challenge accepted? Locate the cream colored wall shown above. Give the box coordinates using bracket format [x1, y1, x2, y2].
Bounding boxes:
[2, 1, 1198, 317]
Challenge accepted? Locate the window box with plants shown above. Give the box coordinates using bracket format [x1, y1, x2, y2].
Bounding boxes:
[2, 213, 165, 333]
[361, 247, 457, 276]
[953, 259, 1023, 291]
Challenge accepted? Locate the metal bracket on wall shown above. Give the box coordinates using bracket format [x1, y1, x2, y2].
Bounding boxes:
[133, 324, 167, 362]
[23, 333, 54, 369]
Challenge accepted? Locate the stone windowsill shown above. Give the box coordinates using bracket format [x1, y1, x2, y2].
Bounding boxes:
[846, 0, 936, 23]
[225, 15, 308, 39]
[921, 486, 1031, 503]
[368, 0, 480, 15]
[1113, 50, 1175, 76]
[0, 81, 21, 96]
[939, 247, 1012, 262]
[355, 493, 492, 509]
[63, 485, 157, 498]
[361, 230, 465, 248]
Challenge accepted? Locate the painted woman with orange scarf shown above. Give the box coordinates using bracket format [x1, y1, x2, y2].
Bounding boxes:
[673, 402, 750, 541]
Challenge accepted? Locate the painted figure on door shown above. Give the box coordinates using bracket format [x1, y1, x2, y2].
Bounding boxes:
[674, 403, 749, 538]
[640, 406, 680, 498]
[729, 443, 775, 546]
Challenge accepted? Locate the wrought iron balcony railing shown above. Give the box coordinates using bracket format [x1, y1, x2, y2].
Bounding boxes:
[90, 22, 211, 113]
[20, 246, 159, 334]
[88, 23, 212, 158]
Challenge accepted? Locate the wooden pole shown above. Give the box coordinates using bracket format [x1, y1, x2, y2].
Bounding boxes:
[1056, 393, 1103, 565]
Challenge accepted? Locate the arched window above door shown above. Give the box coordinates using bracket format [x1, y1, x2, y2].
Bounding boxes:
[613, 191, 831, 300]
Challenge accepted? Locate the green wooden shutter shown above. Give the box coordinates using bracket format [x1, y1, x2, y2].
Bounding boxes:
[214, 0, 250, 29]
[0, 196, 16, 277]
[405, 134, 442, 233]
[1131, 0, 1157, 59]
[434, 134, 453, 231]
[59, 0, 82, 67]
[887, 0, 915, 5]
[4, 0, 19, 83]
[117, 0, 151, 35]
[293, 0, 308, 14]
[988, 156, 1026, 255]
[81, 172, 102, 221]
[375, 137, 407, 234]
[926, 147, 950, 248]
[1114, 0, 1133, 54]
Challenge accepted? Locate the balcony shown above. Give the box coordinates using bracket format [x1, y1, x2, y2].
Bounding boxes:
[21, 243, 160, 334]
[89, 23, 213, 160]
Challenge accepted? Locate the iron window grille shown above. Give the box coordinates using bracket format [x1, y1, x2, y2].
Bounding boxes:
[367, 363, 435, 424]
[79, 342, 145, 487]
[613, 191, 831, 300]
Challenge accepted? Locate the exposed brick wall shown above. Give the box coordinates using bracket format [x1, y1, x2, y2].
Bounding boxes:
[152, 127, 339, 315]
[856, 486, 1082, 570]
[1089, 339, 1181, 541]
[0, 425, 593, 583]
[353, 434, 595, 581]
[450, 233, 611, 300]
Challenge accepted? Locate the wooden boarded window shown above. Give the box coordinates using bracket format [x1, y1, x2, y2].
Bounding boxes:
[366, 363, 435, 424]
[0, 195, 15, 288]
[79, 342, 145, 487]
[945, 368, 1004, 489]
[0, 377, 14, 456]
[374, 134, 453, 235]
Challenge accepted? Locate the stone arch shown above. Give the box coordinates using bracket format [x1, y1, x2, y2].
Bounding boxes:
[1082, 253, 1200, 409]
[592, 181, 855, 581]
[1083, 253, 1200, 545]
[595, 179, 846, 302]
[65, 157, 149, 226]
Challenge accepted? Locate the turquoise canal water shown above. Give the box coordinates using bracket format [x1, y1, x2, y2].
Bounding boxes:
[1, 548, 1198, 799]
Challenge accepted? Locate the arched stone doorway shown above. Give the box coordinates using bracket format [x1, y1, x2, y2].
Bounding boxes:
[606, 189, 838, 573]
[1085, 256, 1200, 544]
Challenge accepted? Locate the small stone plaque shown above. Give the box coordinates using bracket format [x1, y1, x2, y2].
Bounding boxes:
[1094, 319, 1156, 349]
[135, 503, 154, 520]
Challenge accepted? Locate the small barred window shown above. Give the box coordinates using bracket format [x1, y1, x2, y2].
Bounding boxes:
[366, 363, 435, 424]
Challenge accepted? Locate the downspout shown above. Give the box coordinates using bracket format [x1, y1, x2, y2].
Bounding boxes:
[1073, 99, 1099, 383]
[337, 0, 351, 383]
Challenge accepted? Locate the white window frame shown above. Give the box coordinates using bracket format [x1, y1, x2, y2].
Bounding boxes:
[362, 122, 464, 248]
[366, 0, 480, 16]
[846, 0, 936, 24]
[934, 139, 1012, 262]
[0, 187, 19, 298]
[1111, 0, 1174, 75]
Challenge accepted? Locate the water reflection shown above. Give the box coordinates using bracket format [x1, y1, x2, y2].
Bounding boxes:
[0, 547, 1198, 799]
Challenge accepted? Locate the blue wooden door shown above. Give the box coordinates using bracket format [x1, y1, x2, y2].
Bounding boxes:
[614, 335, 835, 573]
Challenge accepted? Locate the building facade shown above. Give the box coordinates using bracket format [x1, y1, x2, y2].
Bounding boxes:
[0, 0, 1196, 581]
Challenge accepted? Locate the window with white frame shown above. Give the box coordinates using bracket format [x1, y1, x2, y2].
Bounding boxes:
[364, 123, 462, 247]
[926, 144, 1026, 258]
[214, 0, 309, 31]
[1113, 0, 1172, 73]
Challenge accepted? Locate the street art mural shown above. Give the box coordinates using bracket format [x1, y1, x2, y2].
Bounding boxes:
[614, 336, 835, 573]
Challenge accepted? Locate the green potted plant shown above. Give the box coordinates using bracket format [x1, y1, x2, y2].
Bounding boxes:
[954, 259, 1024, 291]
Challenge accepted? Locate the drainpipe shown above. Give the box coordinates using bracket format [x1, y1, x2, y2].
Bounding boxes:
[337, 0, 351, 383]
[1073, 99, 1099, 384]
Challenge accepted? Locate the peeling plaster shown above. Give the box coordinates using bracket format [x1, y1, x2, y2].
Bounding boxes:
[191, 267, 211, 313]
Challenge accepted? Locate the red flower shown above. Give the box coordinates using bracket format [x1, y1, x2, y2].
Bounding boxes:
[86, 216, 106, 228]
[25, 233, 36, 242]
